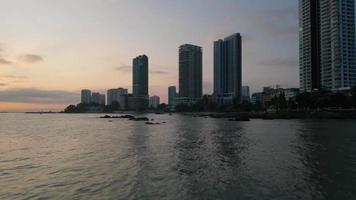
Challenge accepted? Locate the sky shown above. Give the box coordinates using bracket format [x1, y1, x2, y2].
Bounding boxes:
[0, 0, 299, 111]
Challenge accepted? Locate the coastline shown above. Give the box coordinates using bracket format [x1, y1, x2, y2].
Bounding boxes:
[18, 109, 356, 120]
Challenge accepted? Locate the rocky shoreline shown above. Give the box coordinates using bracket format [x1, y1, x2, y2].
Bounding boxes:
[186, 110, 356, 120]
[97, 110, 356, 123]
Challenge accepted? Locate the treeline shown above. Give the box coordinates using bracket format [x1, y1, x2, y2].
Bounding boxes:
[175, 96, 254, 112]
[295, 88, 356, 109]
[63, 103, 107, 113]
[63, 102, 169, 113]
[175, 87, 356, 112]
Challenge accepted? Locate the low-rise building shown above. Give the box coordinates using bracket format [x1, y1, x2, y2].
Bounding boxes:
[176, 97, 201, 106]
[284, 88, 300, 101]
[127, 95, 149, 111]
[251, 92, 263, 106]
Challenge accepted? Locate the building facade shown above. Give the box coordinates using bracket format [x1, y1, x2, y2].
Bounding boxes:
[81, 89, 91, 104]
[91, 92, 105, 105]
[107, 88, 128, 109]
[149, 96, 160, 109]
[133, 55, 149, 98]
[178, 44, 203, 100]
[299, 0, 356, 92]
[251, 92, 263, 107]
[99, 93, 105, 105]
[284, 88, 300, 101]
[214, 33, 242, 104]
[168, 86, 177, 107]
[132, 55, 149, 110]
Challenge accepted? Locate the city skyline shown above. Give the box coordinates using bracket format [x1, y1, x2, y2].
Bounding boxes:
[0, 0, 309, 111]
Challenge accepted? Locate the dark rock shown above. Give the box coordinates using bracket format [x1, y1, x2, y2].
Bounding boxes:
[120, 115, 135, 119]
[145, 122, 161, 125]
[130, 117, 149, 121]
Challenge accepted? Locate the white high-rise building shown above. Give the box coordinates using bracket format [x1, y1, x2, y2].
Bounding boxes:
[299, 0, 356, 91]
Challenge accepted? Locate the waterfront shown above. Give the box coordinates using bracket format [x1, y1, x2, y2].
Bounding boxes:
[0, 113, 356, 200]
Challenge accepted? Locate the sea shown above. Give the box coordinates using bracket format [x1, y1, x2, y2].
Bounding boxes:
[0, 113, 355, 200]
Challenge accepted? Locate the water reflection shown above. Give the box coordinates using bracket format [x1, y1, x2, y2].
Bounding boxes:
[173, 116, 249, 199]
[295, 120, 356, 200]
[1, 114, 356, 200]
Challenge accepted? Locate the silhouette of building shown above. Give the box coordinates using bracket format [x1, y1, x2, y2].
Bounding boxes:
[91, 92, 105, 105]
[213, 33, 242, 104]
[178, 44, 202, 102]
[149, 96, 160, 109]
[81, 89, 91, 104]
[107, 88, 128, 109]
[131, 55, 149, 110]
[299, 0, 356, 92]
[133, 55, 149, 98]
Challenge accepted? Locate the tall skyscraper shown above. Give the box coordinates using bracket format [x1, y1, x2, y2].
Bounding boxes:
[299, 0, 356, 92]
[81, 89, 91, 104]
[214, 33, 242, 104]
[130, 55, 149, 110]
[133, 55, 149, 98]
[178, 44, 203, 99]
[168, 86, 177, 106]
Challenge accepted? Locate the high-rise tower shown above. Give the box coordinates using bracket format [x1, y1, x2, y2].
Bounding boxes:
[299, 0, 356, 91]
[214, 33, 242, 104]
[178, 44, 203, 99]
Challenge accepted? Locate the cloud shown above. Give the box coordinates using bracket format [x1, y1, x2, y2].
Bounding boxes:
[1, 75, 28, 79]
[0, 88, 78, 104]
[0, 83, 7, 87]
[0, 57, 12, 65]
[18, 54, 44, 64]
[114, 65, 131, 72]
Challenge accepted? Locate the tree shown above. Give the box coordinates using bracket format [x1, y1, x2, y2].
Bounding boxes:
[296, 92, 312, 109]
[64, 105, 77, 113]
